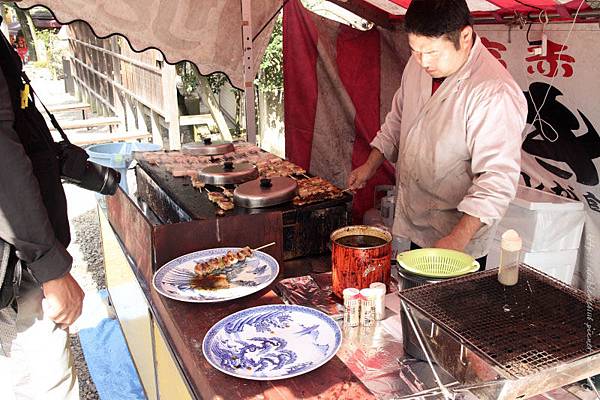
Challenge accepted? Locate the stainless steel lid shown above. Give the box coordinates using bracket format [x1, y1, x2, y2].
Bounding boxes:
[198, 161, 258, 185]
[181, 138, 234, 156]
[234, 177, 298, 208]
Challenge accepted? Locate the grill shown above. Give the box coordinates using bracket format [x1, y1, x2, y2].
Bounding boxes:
[134, 158, 352, 261]
[399, 265, 600, 379]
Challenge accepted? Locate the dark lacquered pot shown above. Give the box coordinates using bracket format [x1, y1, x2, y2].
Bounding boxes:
[330, 225, 392, 298]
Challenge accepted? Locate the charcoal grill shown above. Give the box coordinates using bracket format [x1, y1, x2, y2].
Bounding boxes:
[398, 265, 600, 399]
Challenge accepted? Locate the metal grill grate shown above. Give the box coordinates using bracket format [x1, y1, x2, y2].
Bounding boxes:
[399, 265, 600, 378]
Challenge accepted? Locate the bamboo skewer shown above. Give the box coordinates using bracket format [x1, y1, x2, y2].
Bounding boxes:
[253, 242, 276, 252]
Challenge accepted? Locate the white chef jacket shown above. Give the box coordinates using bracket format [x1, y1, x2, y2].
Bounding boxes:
[370, 35, 528, 258]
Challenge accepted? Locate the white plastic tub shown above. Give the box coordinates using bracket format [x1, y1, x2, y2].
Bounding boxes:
[498, 186, 585, 252]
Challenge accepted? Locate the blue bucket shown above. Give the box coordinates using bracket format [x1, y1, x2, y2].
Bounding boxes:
[86, 142, 161, 193]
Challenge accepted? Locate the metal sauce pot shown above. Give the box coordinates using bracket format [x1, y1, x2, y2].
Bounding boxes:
[331, 225, 392, 298]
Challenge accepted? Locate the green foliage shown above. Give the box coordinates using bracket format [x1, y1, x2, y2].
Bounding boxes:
[256, 15, 282, 93]
[35, 28, 67, 79]
[176, 62, 199, 96]
[207, 73, 228, 95]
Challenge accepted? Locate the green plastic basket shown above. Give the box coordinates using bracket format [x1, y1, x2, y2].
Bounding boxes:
[396, 248, 480, 278]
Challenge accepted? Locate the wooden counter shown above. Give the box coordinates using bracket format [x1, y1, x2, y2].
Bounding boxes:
[103, 187, 373, 399]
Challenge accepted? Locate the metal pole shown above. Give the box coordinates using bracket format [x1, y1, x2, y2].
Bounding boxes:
[241, 0, 257, 144]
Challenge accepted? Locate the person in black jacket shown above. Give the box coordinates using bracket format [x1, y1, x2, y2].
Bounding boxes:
[0, 23, 83, 399]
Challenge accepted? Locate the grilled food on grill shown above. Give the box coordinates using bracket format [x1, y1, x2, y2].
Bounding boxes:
[190, 175, 205, 189]
[293, 177, 343, 206]
[193, 247, 253, 277]
[207, 191, 234, 211]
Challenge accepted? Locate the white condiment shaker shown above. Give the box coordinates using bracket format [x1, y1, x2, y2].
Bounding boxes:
[498, 229, 522, 286]
[369, 282, 387, 320]
[343, 288, 360, 327]
[359, 288, 376, 327]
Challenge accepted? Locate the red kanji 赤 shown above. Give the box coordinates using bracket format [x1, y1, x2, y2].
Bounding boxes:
[526, 40, 575, 78]
[481, 37, 507, 68]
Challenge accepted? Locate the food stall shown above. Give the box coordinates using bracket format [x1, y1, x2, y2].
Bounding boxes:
[14, 0, 600, 398]
[95, 139, 600, 399]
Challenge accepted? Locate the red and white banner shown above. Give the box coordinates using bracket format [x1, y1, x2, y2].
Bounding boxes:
[479, 23, 600, 294]
[283, 0, 409, 221]
[284, 1, 598, 293]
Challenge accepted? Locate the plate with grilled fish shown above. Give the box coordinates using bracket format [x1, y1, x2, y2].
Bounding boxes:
[152, 247, 279, 303]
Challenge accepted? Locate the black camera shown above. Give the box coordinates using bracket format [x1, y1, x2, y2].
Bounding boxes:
[55, 141, 121, 195]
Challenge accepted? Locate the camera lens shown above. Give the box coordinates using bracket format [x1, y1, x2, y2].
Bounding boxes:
[79, 162, 121, 195]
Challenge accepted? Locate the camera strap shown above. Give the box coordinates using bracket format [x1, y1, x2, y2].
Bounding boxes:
[19, 72, 71, 144]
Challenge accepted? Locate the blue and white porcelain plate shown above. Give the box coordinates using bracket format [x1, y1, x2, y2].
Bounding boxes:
[203, 304, 342, 380]
[152, 248, 279, 303]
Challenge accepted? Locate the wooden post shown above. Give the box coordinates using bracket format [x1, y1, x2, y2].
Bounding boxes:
[124, 95, 137, 133]
[241, 0, 257, 144]
[196, 76, 233, 142]
[137, 104, 149, 136]
[150, 110, 164, 148]
[110, 37, 126, 129]
[161, 62, 180, 150]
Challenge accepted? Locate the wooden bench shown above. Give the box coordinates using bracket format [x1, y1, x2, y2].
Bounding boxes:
[49, 116, 121, 133]
[46, 102, 91, 119]
[67, 131, 152, 146]
[179, 114, 216, 128]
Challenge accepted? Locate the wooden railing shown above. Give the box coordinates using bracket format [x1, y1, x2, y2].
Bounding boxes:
[67, 21, 180, 149]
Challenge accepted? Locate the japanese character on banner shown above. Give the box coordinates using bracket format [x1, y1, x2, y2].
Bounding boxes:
[520, 173, 579, 202]
[583, 192, 600, 213]
[526, 40, 575, 78]
[481, 37, 507, 68]
[522, 82, 600, 186]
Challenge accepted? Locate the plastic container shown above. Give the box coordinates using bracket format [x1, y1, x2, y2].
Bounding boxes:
[359, 288, 376, 327]
[498, 230, 522, 286]
[343, 288, 360, 327]
[369, 282, 387, 321]
[86, 142, 161, 193]
[499, 186, 585, 252]
[396, 248, 480, 278]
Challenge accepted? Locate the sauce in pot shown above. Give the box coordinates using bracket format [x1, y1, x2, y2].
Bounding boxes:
[335, 235, 387, 248]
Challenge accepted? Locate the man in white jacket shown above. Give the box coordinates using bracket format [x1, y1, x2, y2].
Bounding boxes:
[348, 0, 528, 266]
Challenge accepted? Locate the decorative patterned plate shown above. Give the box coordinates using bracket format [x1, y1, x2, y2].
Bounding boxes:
[152, 248, 279, 303]
[203, 304, 342, 380]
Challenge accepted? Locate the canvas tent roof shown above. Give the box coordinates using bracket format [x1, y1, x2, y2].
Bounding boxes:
[13, 0, 597, 89]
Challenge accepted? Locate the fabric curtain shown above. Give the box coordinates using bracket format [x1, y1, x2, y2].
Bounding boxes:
[17, 0, 281, 89]
[283, 0, 409, 221]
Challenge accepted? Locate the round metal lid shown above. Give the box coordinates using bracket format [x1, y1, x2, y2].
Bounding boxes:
[234, 177, 298, 208]
[181, 138, 234, 156]
[198, 162, 258, 185]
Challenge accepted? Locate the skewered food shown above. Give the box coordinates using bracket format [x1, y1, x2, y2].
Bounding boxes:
[293, 177, 343, 206]
[193, 247, 253, 277]
[207, 190, 235, 211]
[218, 186, 234, 198]
[190, 175, 206, 189]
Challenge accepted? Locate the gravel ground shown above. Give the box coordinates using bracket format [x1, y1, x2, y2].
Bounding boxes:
[69, 208, 106, 400]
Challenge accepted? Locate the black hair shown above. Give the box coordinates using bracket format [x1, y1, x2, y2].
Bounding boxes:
[404, 0, 473, 49]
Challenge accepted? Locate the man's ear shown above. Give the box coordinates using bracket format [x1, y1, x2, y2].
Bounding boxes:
[461, 26, 473, 48]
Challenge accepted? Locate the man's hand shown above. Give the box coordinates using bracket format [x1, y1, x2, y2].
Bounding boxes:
[347, 164, 374, 191]
[347, 149, 386, 191]
[42, 272, 84, 329]
[433, 233, 469, 252]
[434, 214, 483, 252]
